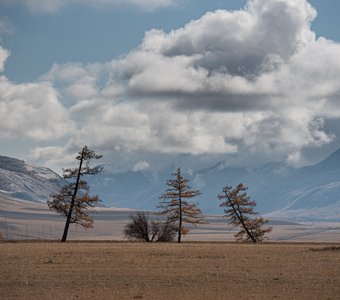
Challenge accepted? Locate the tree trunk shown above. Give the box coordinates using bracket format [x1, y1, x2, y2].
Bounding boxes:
[61, 147, 85, 242]
[178, 188, 182, 243]
[228, 197, 257, 244]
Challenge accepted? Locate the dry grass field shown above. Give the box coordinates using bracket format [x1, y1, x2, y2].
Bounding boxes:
[0, 242, 340, 299]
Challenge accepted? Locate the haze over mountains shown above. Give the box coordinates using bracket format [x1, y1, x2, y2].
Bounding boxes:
[0, 149, 340, 221]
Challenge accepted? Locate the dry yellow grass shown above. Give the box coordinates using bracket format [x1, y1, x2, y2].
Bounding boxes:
[0, 242, 340, 299]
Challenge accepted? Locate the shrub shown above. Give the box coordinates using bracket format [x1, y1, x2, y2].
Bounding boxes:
[123, 212, 177, 242]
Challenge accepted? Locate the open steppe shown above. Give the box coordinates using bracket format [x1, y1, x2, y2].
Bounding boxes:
[0, 241, 340, 299]
[1, 195, 340, 242]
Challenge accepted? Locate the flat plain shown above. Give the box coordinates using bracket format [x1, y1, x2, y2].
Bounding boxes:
[0, 241, 340, 299]
[1, 196, 340, 242]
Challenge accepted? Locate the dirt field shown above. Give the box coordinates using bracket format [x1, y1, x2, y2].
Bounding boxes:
[0, 242, 339, 299]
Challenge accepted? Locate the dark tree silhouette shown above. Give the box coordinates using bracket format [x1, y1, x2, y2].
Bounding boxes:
[123, 212, 177, 242]
[48, 146, 103, 242]
[158, 168, 205, 243]
[218, 183, 272, 243]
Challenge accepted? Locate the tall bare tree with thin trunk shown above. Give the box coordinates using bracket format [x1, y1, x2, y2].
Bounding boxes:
[218, 183, 272, 243]
[158, 167, 205, 243]
[48, 146, 103, 242]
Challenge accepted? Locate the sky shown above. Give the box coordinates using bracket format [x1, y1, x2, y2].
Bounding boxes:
[0, 0, 340, 173]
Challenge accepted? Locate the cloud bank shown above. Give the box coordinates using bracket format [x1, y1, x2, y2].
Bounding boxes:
[1, 0, 340, 170]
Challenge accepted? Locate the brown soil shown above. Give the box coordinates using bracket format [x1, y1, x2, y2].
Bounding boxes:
[0, 242, 340, 299]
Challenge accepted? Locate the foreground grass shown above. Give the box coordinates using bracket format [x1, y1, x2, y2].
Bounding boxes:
[0, 242, 340, 299]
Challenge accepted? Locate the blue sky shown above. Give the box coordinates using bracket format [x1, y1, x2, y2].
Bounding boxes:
[2, 0, 249, 82]
[1, 0, 340, 172]
[1, 0, 340, 83]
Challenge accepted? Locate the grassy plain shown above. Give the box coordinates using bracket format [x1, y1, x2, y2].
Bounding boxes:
[0, 241, 340, 299]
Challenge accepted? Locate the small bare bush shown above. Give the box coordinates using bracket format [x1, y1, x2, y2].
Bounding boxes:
[124, 212, 177, 242]
[151, 221, 177, 242]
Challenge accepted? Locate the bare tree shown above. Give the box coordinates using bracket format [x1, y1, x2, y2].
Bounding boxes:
[123, 212, 177, 242]
[48, 146, 103, 242]
[218, 183, 272, 243]
[158, 167, 205, 243]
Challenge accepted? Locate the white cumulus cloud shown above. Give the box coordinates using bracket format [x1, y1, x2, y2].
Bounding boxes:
[0, 75, 74, 140]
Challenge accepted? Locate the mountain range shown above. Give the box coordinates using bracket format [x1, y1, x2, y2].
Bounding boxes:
[0, 149, 340, 221]
[88, 149, 340, 221]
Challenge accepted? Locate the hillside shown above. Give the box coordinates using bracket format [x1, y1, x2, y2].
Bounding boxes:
[0, 156, 62, 202]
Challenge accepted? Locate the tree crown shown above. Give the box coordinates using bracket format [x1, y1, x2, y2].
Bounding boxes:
[63, 145, 103, 179]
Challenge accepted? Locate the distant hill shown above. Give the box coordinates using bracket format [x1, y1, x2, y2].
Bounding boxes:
[0, 156, 62, 202]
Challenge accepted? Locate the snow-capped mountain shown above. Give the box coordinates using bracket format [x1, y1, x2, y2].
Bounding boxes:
[88, 149, 340, 221]
[0, 156, 62, 202]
